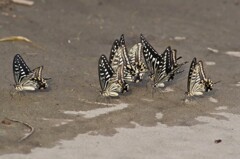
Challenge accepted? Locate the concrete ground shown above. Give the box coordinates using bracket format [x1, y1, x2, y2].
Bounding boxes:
[0, 0, 240, 158]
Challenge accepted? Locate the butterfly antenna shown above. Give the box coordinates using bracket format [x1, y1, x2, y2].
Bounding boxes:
[176, 56, 182, 60]
[44, 77, 51, 80]
[213, 81, 221, 84]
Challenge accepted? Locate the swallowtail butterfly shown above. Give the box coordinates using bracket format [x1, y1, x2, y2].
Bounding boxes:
[165, 47, 188, 81]
[13, 54, 48, 91]
[141, 34, 187, 87]
[98, 54, 128, 97]
[186, 57, 216, 96]
[109, 35, 136, 82]
[128, 42, 148, 82]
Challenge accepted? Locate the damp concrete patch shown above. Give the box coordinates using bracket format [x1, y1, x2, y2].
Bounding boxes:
[205, 61, 216, 66]
[225, 51, 240, 58]
[42, 118, 73, 127]
[63, 103, 128, 118]
[2, 112, 240, 159]
[235, 82, 240, 87]
[162, 87, 174, 92]
[215, 106, 228, 110]
[209, 97, 218, 103]
[207, 47, 219, 53]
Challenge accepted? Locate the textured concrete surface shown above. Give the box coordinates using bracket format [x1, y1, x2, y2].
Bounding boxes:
[0, 0, 240, 158]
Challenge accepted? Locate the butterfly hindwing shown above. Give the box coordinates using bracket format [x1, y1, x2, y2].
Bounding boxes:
[32, 66, 48, 89]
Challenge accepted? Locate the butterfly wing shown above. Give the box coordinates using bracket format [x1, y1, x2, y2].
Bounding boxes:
[152, 48, 169, 87]
[32, 66, 49, 89]
[116, 64, 129, 93]
[198, 61, 214, 92]
[187, 58, 197, 93]
[140, 34, 163, 76]
[162, 46, 172, 74]
[98, 55, 115, 91]
[128, 44, 138, 65]
[187, 58, 205, 96]
[32, 66, 44, 80]
[13, 54, 32, 85]
[166, 48, 187, 81]
[119, 34, 125, 46]
[109, 39, 121, 66]
[119, 35, 135, 73]
[198, 61, 207, 81]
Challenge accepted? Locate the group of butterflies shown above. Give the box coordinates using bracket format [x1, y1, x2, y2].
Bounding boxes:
[98, 34, 219, 97]
[11, 34, 218, 98]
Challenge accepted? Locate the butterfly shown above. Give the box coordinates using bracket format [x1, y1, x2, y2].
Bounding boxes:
[98, 54, 129, 97]
[13, 54, 48, 91]
[141, 34, 187, 87]
[109, 34, 137, 82]
[186, 57, 218, 96]
[164, 47, 188, 82]
[128, 42, 148, 82]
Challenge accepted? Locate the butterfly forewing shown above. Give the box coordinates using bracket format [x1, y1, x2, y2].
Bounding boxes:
[165, 46, 173, 74]
[140, 34, 163, 74]
[13, 54, 32, 84]
[119, 34, 125, 46]
[98, 55, 115, 91]
[187, 58, 197, 93]
[109, 39, 121, 65]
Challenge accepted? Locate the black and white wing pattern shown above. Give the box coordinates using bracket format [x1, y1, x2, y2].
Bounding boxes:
[119, 34, 125, 46]
[13, 54, 38, 91]
[13, 54, 49, 91]
[109, 35, 136, 82]
[98, 54, 122, 97]
[119, 34, 136, 81]
[166, 48, 188, 81]
[32, 66, 48, 89]
[186, 58, 206, 96]
[109, 39, 122, 71]
[13, 54, 31, 84]
[187, 58, 216, 96]
[198, 61, 214, 92]
[141, 34, 169, 87]
[116, 46, 135, 82]
[140, 34, 164, 79]
[116, 64, 129, 93]
[152, 47, 170, 87]
[128, 43, 148, 82]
